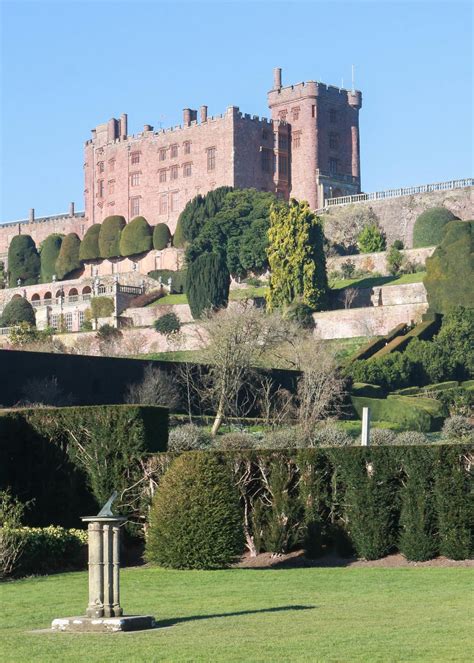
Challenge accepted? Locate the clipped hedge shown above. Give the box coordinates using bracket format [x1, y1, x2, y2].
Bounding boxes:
[4, 526, 87, 577]
[351, 394, 444, 431]
[350, 324, 407, 362]
[351, 383, 384, 398]
[99, 215, 126, 258]
[120, 216, 153, 257]
[0, 405, 169, 527]
[372, 318, 441, 358]
[55, 232, 82, 280]
[79, 224, 102, 261]
[153, 223, 171, 251]
[39, 234, 63, 283]
[8, 234, 40, 286]
[413, 207, 458, 248]
[147, 446, 473, 562]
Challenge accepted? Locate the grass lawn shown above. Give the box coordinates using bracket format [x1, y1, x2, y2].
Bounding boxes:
[151, 287, 268, 307]
[330, 271, 426, 291]
[0, 566, 471, 662]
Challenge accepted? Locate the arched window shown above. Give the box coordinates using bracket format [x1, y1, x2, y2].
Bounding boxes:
[31, 293, 41, 308]
[44, 291, 52, 301]
[82, 286, 92, 295]
[69, 288, 78, 296]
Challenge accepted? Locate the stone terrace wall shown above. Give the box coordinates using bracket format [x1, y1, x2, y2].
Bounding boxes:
[326, 246, 435, 276]
[313, 302, 428, 339]
[321, 186, 473, 248]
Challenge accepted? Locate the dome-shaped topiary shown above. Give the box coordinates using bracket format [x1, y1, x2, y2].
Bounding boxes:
[39, 234, 63, 283]
[153, 223, 171, 250]
[98, 215, 126, 258]
[119, 216, 152, 257]
[55, 233, 82, 280]
[79, 224, 102, 261]
[145, 453, 244, 569]
[412, 207, 459, 248]
[8, 235, 40, 287]
[0, 296, 36, 327]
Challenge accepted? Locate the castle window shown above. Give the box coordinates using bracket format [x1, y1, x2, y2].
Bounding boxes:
[159, 148, 167, 161]
[170, 144, 178, 158]
[183, 162, 192, 177]
[170, 165, 178, 180]
[130, 197, 140, 216]
[261, 149, 271, 173]
[291, 107, 300, 121]
[329, 132, 339, 149]
[279, 134, 288, 150]
[278, 109, 287, 121]
[207, 147, 216, 171]
[108, 158, 115, 172]
[278, 155, 288, 177]
[293, 132, 301, 149]
[312, 105, 316, 118]
[159, 193, 168, 215]
[330, 109, 337, 123]
[98, 161, 105, 173]
[98, 180, 104, 197]
[183, 141, 191, 155]
[159, 169, 167, 183]
[170, 191, 179, 212]
[108, 180, 115, 194]
[329, 157, 338, 174]
[130, 172, 140, 186]
[131, 152, 140, 165]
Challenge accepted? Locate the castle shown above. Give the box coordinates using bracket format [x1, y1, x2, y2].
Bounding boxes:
[0, 68, 362, 258]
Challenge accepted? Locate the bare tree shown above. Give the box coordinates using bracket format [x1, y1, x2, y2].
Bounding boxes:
[120, 330, 149, 357]
[199, 304, 293, 435]
[343, 287, 357, 309]
[296, 347, 346, 435]
[125, 365, 180, 410]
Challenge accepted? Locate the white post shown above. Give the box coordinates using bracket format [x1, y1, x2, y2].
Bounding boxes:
[361, 407, 371, 446]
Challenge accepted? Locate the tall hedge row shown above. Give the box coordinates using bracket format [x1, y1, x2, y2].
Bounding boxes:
[0, 405, 169, 527]
[7, 234, 41, 286]
[120, 216, 153, 256]
[79, 224, 102, 261]
[55, 232, 82, 280]
[98, 215, 126, 258]
[148, 446, 473, 562]
[39, 233, 63, 283]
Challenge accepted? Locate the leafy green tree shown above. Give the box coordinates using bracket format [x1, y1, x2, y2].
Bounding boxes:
[266, 199, 328, 311]
[386, 243, 403, 276]
[119, 216, 152, 257]
[357, 224, 386, 253]
[413, 207, 459, 248]
[90, 296, 115, 321]
[434, 306, 474, 378]
[98, 215, 126, 258]
[55, 233, 82, 280]
[174, 186, 232, 247]
[8, 235, 40, 287]
[79, 224, 101, 261]
[39, 234, 63, 283]
[424, 220, 473, 315]
[152, 223, 171, 250]
[186, 253, 230, 319]
[0, 297, 36, 327]
[145, 453, 244, 569]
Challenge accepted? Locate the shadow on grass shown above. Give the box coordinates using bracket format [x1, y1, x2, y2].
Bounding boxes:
[155, 604, 315, 627]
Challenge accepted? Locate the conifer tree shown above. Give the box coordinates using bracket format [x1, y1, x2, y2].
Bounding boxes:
[186, 252, 230, 319]
[266, 199, 328, 311]
[55, 233, 82, 280]
[39, 234, 63, 283]
[8, 235, 41, 286]
[79, 224, 102, 261]
[98, 215, 126, 258]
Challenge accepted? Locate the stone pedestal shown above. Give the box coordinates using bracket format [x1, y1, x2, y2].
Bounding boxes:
[51, 513, 155, 633]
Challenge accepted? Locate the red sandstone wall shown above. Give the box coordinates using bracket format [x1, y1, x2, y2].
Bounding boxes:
[0, 215, 87, 260]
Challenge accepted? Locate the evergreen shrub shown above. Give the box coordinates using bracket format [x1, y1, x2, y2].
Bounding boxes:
[154, 312, 181, 335]
[55, 233, 82, 279]
[98, 215, 126, 258]
[79, 224, 102, 261]
[186, 252, 230, 319]
[357, 224, 386, 253]
[167, 425, 212, 452]
[120, 216, 152, 256]
[39, 234, 63, 282]
[148, 269, 187, 293]
[153, 223, 171, 250]
[146, 453, 244, 568]
[0, 297, 35, 328]
[413, 207, 458, 248]
[8, 235, 40, 286]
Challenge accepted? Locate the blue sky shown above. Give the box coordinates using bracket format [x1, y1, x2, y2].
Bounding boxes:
[0, 0, 472, 221]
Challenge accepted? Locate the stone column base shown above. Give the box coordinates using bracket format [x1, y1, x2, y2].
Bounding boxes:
[51, 615, 156, 633]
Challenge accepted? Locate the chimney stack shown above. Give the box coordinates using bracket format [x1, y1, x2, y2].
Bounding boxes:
[120, 113, 128, 139]
[273, 67, 282, 90]
[29, 208, 35, 223]
[200, 105, 208, 123]
[69, 202, 75, 216]
[183, 108, 192, 126]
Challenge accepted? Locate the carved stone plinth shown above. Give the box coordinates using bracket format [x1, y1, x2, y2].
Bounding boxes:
[51, 615, 156, 633]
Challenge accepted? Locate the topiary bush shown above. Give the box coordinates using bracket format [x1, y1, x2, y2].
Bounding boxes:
[0, 297, 35, 327]
[39, 234, 63, 283]
[98, 215, 126, 258]
[311, 425, 352, 447]
[395, 431, 428, 445]
[8, 235, 40, 286]
[441, 416, 474, 442]
[424, 221, 474, 315]
[55, 233, 82, 280]
[79, 224, 102, 261]
[154, 312, 181, 336]
[413, 207, 459, 248]
[153, 223, 171, 250]
[119, 216, 152, 257]
[368, 429, 397, 446]
[146, 453, 244, 568]
[186, 252, 230, 319]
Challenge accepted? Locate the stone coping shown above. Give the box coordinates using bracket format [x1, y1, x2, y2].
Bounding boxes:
[51, 615, 156, 633]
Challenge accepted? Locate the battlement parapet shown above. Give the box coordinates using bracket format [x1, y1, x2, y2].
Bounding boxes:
[268, 79, 362, 103]
[1, 211, 85, 229]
